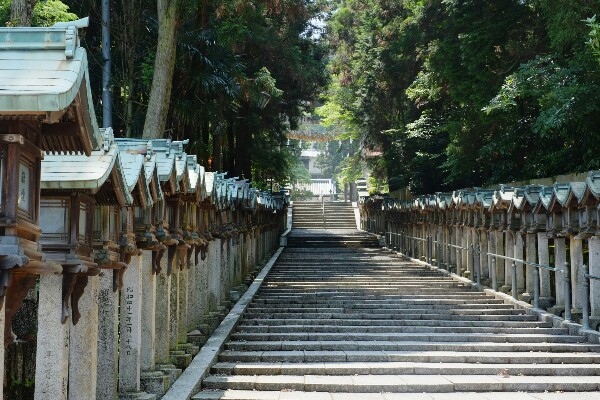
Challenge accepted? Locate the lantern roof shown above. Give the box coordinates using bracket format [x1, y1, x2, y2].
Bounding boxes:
[0, 20, 102, 154]
[474, 189, 495, 209]
[187, 155, 201, 193]
[435, 193, 453, 209]
[41, 128, 132, 207]
[171, 139, 190, 192]
[520, 185, 545, 209]
[585, 171, 600, 200]
[114, 138, 163, 205]
[150, 139, 178, 194]
[550, 182, 586, 210]
[118, 150, 153, 209]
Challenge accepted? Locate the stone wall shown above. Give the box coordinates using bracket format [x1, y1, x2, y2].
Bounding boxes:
[4, 212, 286, 400]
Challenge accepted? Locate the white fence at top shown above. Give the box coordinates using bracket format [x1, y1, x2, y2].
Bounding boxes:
[294, 179, 337, 196]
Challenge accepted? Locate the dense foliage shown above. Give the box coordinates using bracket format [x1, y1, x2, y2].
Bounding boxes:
[4, 0, 328, 188]
[324, 0, 600, 194]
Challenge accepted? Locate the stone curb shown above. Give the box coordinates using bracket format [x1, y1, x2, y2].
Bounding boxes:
[382, 247, 600, 345]
[161, 246, 285, 400]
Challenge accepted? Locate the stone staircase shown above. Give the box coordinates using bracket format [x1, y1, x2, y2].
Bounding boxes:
[193, 235, 600, 399]
[292, 201, 357, 230]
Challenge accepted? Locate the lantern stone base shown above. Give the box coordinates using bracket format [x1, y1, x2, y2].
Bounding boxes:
[117, 390, 156, 400]
[187, 330, 207, 347]
[499, 284, 511, 294]
[178, 342, 200, 356]
[157, 363, 182, 384]
[520, 292, 532, 303]
[538, 296, 555, 310]
[169, 350, 192, 369]
[548, 305, 565, 318]
[141, 370, 170, 398]
[588, 317, 600, 331]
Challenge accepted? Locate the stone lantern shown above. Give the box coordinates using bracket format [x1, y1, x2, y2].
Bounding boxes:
[474, 189, 494, 230]
[0, 22, 105, 352]
[518, 185, 545, 234]
[584, 171, 600, 237]
[548, 183, 584, 238]
[574, 178, 598, 239]
[40, 128, 131, 324]
[490, 185, 516, 232]
[507, 187, 525, 232]
[533, 186, 558, 237]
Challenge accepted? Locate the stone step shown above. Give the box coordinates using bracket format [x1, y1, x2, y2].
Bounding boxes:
[246, 304, 516, 311]
[237, 324, 568, 335]
[224, 340, 599, 353]
[211, 361, 600, 376]
[202, 374, 600, 392]
[243, 308, 525, 315]
[251, 298, 508, 305]
[240, 318, 552, 328]
[218, 350, 600, 364]
[193, 390, 600, 400]
[229, 332, 584, 344]
[240, 312, 536, 321]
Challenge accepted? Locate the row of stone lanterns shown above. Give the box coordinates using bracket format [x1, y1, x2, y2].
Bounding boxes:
[0, 22, 288, 400]
[360, 173, 600, 333]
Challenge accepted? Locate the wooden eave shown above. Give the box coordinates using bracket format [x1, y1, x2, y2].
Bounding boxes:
[0, 27, 102, 154]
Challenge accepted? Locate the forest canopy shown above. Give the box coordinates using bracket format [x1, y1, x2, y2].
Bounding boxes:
[6, 0, 600, 194]
[323, 0, 600, 194]
[4, 0, 328, 189]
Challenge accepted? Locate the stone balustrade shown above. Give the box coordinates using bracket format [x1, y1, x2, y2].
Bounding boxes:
[359, 176, 600, 333]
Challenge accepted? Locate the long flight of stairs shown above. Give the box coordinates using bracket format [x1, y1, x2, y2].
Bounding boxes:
[193, 234, 600, 399]
[292, 201, 357, 230]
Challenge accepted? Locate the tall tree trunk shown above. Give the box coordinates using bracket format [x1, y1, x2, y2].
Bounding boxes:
[142, 0, 180, 139]
[235, 117, 247, 179]
[211, 133, 221, 172]
[11, 0, 37, 26]
[226, 121, 235, 174]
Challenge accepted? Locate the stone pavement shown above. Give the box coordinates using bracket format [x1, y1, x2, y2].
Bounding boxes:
[191, 228, 600, 399]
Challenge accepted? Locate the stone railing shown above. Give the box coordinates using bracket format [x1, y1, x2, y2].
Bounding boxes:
[359, 173, 600, 334]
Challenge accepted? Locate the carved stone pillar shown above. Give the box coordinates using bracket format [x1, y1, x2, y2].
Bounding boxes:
[141, 250, 156, 370]
[177, 260, 188, 344]
[495, 231, 505, 287]
[208, 238, 222, 311]
[69, 275, 99, 400]
[589, 237, 600, 319]
[550, 238, 567, 316]
[537, 232, 553, 308]
[480, 230, 489, 284]
[155, 255, 180, 384]
[522, 233, 536, 302]
[168, 258, 180, 351]
[570, 237, 584, 311]
[501, 232, 514, 293]
[140, 250, 169, 397]
[35, 274, 70, 400]
[0, 298, 4, 400]
[514, 233, 524, 293]
[97, 271, 119, 400]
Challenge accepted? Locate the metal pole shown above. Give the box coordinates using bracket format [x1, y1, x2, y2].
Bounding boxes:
[511, 261, 518, 299]
[582, 264, 590, 331]
[533, 265, 540, 309]
[564, 261, 572, 322]
[102, 0, 112, 128]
